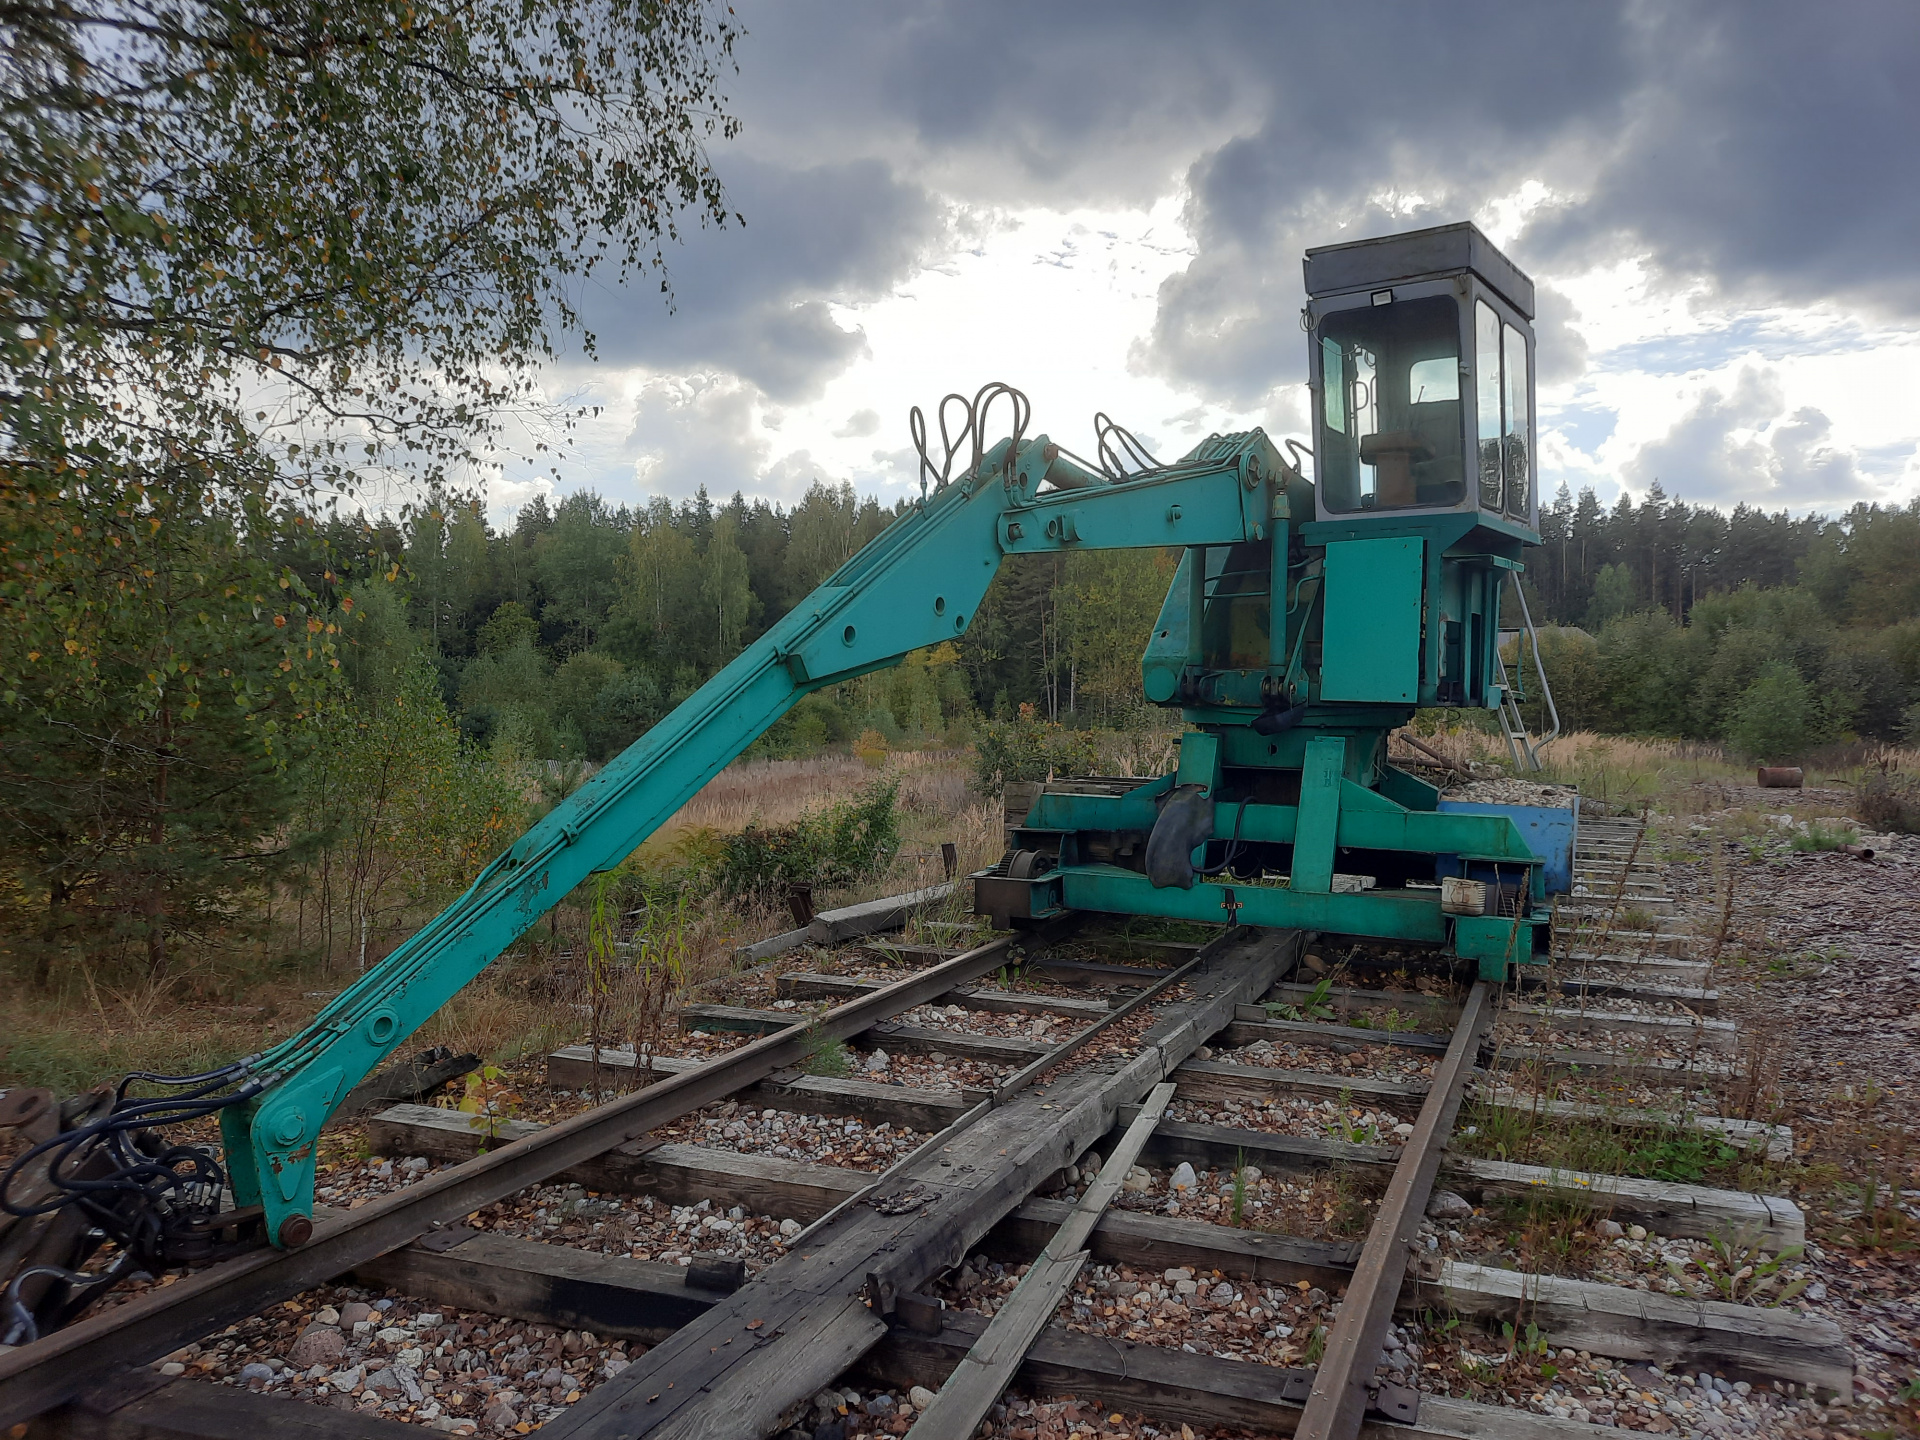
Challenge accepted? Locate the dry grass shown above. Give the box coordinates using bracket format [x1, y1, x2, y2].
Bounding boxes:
[650, 749, 969, 842]
[2, 750, 989, 1096]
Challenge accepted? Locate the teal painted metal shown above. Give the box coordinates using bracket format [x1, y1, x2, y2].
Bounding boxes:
[220, 427, 1287, 1248]
[1451, 914, 1547, 980]
[1059, 866, 1448, 944]
[1320, 537, 1424, 703]
[1291, 736, 1345, 893]
[985, 229, 1558, 995]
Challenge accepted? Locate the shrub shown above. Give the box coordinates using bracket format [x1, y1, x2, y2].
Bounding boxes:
[1725, 661, 1812, 762]
[1856, 770, 1920, 835]
[708, 780, 901, 899]
[971, 709, 1099, 795]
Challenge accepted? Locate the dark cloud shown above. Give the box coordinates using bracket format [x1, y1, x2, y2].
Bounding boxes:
[572, 157, 943, 402]
[1531, 286, 1590, 387]
[1522, 3, 1920, 316]
[715, 3, 1909, 405]
[551, 1, 1917, 496]
[1624, 366, 1866, 506]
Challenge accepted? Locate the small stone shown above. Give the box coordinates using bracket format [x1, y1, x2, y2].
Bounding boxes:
[1392, 1123, 1415, 1139]
[288, 1324, 347, 1368]
[813, 1389, 843, 1417]
[377, 1326, 410, 1344]
[1169, 1162, 1198, 1194]
[1194, 1046, 1213, 1061]
[1122, 1168, 1150, 1194]
[1175, 1280, 1199, 1296]
[157, 1362, 186, 1377]
[239, 1361, 276, 1388]
[864, 1049, 890, 1072]
[1628, 1224, 1648, 1241]
[1426, 1191, 1473, 1222]
[1596, 1219, 1625, 1239]
[374, 1298, 394, 1310]
[1208, 1282, 1234, 1304]
[866, 1394, 895, 1414]
[780, 1218, 802, 1238]
[417, 1313, 443, 1327]
[1163, 1268, 1194, 1283]
[340, 1302, 374, 1326]
[315, 1306, 341, 1326]
[909, 1386, 937, 1410]
[482, 1399, 518, 1430]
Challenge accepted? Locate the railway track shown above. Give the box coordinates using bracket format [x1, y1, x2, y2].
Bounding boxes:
[1, 824, 1854, 1440]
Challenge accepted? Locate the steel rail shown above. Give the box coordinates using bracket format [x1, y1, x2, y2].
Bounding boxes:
[0, 927, 1070, 1428]
[1294, 979, 1495, 1440]
[786, 931, 1228, 1250]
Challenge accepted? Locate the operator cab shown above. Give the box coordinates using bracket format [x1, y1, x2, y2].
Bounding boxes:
[1305, 223, 1536, 533]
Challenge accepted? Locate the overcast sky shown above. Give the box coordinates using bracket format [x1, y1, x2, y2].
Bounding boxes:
[494, 0, 1920, 525]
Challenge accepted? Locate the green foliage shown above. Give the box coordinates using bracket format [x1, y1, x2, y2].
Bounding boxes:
[1587, 562, 1637, 628]
[477, 602, 540, 656]
[291, 655, 525, 970]
[459, 1064, 523, 1149]
[1, 0, 740, 982]
[0, 482, 337, 982]
[1502, 1319, 1552, 1362]
[708, 780, 902, 900]
[1790, 819, 1859, 853]
[1727, 660, 1814, 762]
[1674, 1231, 1809, 1307]
[971, 710, 1100, 794]
[801, 1030, 853, 1079]
[1266, 976, 1336, 1022]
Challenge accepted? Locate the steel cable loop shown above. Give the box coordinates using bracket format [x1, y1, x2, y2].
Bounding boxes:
[1093, 411, 1163, 478]
[910, 385, 1176, 493]
[969, 381, 1030, 476]
[908, 391, 978, 495]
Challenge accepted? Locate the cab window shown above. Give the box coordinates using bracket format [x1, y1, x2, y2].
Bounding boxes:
[1315, 296, 1465, 513]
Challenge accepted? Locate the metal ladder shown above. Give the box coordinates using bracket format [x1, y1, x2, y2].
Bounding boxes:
[1495, 574, 1561, 772]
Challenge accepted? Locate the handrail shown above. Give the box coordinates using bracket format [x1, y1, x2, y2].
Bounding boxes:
[1507, 571, 1561, 756]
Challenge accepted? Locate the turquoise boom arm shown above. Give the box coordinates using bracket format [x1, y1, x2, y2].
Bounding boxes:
[224, 426, 1286, 1247]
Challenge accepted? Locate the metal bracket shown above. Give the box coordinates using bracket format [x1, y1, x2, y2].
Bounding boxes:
[415, 1221, 482, 1253]
[1368, 1381, 1422, 1423]
[894, 1291, 947, 1335]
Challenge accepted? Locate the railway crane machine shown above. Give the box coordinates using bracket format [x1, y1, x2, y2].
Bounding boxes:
[976, 222, 1564, 962]
[1, 223, 1566, 1331]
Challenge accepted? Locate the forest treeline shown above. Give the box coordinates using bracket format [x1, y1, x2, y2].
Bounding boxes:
[362, 481, 1174, 762]
[1517, 484, 1920, 760]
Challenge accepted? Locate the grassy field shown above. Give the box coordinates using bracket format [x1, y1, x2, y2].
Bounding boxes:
[0, 748, 996, 1096]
